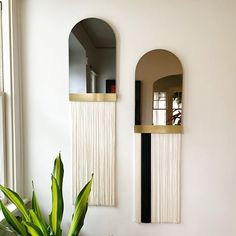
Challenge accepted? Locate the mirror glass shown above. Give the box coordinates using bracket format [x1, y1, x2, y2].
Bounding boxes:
[69, 18, 116, 93]
[135, 49, 183, 126]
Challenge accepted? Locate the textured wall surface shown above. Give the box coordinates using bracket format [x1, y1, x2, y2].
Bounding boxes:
[20, 0, 236, 235]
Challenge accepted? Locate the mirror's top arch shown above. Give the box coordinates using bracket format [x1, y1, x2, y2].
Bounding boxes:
[135, 49, 183, 131]
[69, 18, 116, 101]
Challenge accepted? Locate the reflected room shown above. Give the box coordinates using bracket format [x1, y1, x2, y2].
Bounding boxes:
[135, 49, 183, 126]
[69, 18, 116, 94]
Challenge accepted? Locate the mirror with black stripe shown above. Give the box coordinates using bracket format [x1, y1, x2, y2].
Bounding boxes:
[134, 49, 183, 224]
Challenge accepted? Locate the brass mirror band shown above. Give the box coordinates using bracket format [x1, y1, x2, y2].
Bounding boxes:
[134, 125, 182, 134]
[69, 93, 117, 102]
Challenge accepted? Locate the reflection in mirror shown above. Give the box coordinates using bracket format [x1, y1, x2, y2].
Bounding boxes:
[135, 49, 183, 126]
[153, 74, 182, 125]
[69, 18, 116, 94]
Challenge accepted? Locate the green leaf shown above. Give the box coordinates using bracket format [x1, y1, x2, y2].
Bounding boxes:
[0, 221, 17, 234]
[32, 182, 48, 231]
[68, 174, 93, 236]
[29, 210, 48, 236]
[0, 185, 31, 222]
[53, 153, 64, 192]
[0, 201, 28, 236]
[49, 175, 63, 236]
[23, 222, 44, 236]
[52, 153, 64, 217]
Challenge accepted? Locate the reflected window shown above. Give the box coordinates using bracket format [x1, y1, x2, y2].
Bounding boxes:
[153, 74, 182, 126]
[152, 91, 182, 125]
[153, 92, 166, 125]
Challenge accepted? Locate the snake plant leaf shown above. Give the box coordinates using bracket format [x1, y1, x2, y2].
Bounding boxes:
[68, 174, 93, 236]
[49, 175, 63, 236]
[0, 185, 31, 222]
[32, 181, 48, 231]
[52, 153, 64, 215]
[0, 221, 17, 234]
[53, 153, 64, 191]
[29, 209, 48, 236]
[23, 222, 44, 236]
[0, 201, 28, 236]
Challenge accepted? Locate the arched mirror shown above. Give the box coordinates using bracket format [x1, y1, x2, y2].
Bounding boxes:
[134, 49, 183, 224]
[69, 18, 117, 206]
[135, 49, 182, 132]
[69, 18, 116, 101]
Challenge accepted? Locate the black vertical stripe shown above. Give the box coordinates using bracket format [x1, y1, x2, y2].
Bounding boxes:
[135, 80, 141, 125]
[141, 133, 151, 223]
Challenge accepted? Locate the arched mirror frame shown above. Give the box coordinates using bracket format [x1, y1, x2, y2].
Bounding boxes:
[69, 17, 117, 102]
[134, 49, 183, 134]
[69, 18, 117, 206]
[134, 49, 183, 223]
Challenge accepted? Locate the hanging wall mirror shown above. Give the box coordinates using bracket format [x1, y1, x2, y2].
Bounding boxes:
[135, 49, 183, 133]
[69, 18, 117, 206]
[69, 18, 116, 101]
[134, 49, 183, 223]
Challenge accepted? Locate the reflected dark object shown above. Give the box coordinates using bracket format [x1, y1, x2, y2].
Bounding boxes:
[135, 49, 183, 126]
[135, 81, 141, 125]
[106, 79, 116, 93]
[69, 18, 116, 94]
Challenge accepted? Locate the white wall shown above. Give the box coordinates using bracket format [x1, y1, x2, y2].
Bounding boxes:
[69, 33, 87, 93]
[73, 24, 116, 93]
[20, 0, 236, 236]
[95, 48, 116, 92]
[70, 23, 116, 93]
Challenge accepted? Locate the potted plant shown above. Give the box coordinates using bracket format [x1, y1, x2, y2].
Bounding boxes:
[0, 153, 93, 236]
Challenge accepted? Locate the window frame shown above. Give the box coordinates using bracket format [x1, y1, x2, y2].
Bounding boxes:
[153, 91, 167, 125]
[0, 0, 23, 197]
[0, 92, 6, 198]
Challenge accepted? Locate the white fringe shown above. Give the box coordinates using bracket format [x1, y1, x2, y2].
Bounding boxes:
[134, 133, 181, 223]
[134, 134, 141, 223]
[151, 133, 181, 223]
[71, 102, 115, 206]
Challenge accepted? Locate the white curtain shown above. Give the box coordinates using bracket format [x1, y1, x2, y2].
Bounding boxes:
[71, 102, 116, 206]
